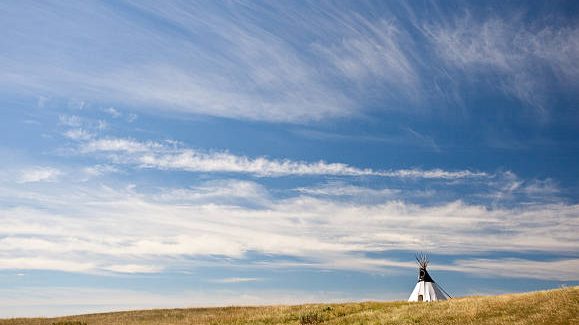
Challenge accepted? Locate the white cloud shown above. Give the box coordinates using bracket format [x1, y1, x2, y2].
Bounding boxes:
[0, 179, 577, 279]
[522, 179, 559, 196]
[63, 128, 93, 141]
[483, 172, 562, 204]
[80, 137, 486, 179]
[2, 3, 575, 123]
[103, 107, 121, 118]
[296, 182, 399, 198]
[103, 264, 162, 274]
[58, 115, 83, 127]
[452, 258, 579, 281]
[0, 257, 94, 273]
[82, 164, 120, 177]
[58, 114, 109, 141]
[156, 180, 270, 207]
[82, 138, 163, 154]
[426, 14, 579, 109]
[0, 2, 356, 123]
[312, 15, 420, 100]
[380, 168, 486, 179]
[17, 167, 61, 183]
[137, 149, 375, 177]
[211, 277, 261, 284]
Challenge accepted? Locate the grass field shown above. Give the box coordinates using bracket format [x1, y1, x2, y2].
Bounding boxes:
[1, 286, 577, 325]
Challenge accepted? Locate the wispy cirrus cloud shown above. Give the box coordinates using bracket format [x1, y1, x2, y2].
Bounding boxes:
[2, 2, 576, 123]
[425, 13, 579, 110]
[293, 127, 441, 152]
[0, 1, 355, 123]
[311, 12, 420, 100]
[77, 137, 485, 179]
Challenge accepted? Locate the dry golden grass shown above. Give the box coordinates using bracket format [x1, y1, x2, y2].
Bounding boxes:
[1, 286, 577, 325]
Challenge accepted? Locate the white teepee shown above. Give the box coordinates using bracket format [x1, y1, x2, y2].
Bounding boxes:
[408, 253, 450, 302]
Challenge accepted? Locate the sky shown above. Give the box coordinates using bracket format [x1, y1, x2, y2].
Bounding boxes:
[1, 0, 578, 317]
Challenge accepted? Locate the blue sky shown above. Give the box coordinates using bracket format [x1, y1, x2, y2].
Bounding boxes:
[1, 0, 578, 317]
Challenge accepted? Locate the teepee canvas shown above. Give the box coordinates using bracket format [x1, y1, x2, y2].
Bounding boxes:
[408, 253, 450, 302]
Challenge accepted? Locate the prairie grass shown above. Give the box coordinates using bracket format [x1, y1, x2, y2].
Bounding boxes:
[1, 286, 577, 325]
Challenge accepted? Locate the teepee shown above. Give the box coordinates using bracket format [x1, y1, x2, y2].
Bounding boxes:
[408, 252, 451, 302]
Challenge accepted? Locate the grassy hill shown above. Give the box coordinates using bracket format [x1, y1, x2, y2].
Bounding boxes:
[1, 286, 577, 325]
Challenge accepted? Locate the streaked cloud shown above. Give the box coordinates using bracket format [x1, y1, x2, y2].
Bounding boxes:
[1, 2, 576, 123]
[293, 128, 441, 152]
[0, 1, 355, 123]
[426, 13, 579, 110]
[78, 137, 485, 178]
[0, 179, 577, 278]
[311, 12, 420, 100]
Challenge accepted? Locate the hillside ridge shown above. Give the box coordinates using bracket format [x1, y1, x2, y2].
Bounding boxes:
[1, 286, 578, 325]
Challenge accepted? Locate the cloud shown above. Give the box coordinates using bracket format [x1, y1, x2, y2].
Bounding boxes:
[58, 114, 108, 141]
[0, 257, 93, 273]
[482, 172, 562, 205]
[82, 164, 120, 177]
[17, 167, 61, 183]
[82, 138, 163, 154]
[0, 179, 577, 279]
[58, 115, 83, 127]
[2, 2, 576, 123]
[211, 277, 261, 284]
[452, 258, 579, 281]
[103, 264, 162, 274]
[156, 179, 270, 207]
[103, 107, 121, 118]
[0, 2, 356, 123]
[63, 128, 94, 141]
[425, 13, 579, 110]
[79, 137, 485, 179]
[296, 182, 399, 198]
[293, 128, 441, 152]
[311, 13, 420, 100]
